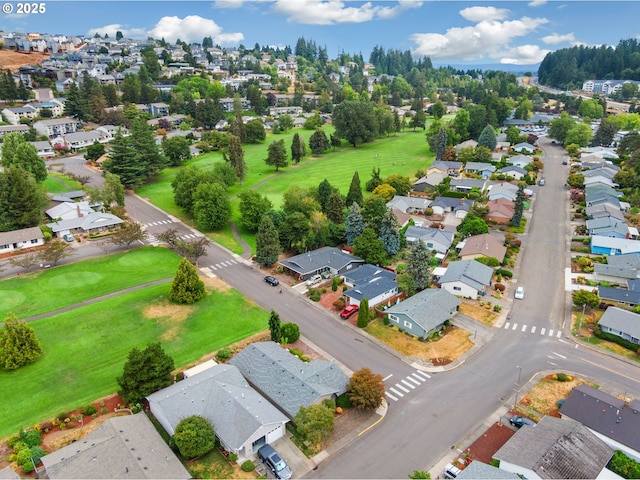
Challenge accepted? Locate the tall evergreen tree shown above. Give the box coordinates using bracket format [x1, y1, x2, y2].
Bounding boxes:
[378, 209, 401, 256]
[117, 342, 174, 404]
[434, 126, 447, 161]
[511, 184, 525, 227]
[406, 239, 432, 292]
[291, 133, 304, 164]
[0, 133, 46, 182]
[365, 167, 383, 192]
[477, 124, 497, 151]
[346, 171, 363, 207]
[265, 139, 288, 171]
[0, 313, 43, 370]
[317, 179, 332, 213]
[226, 134, 247, 184]
[326, 192, 345, 224]
[309, 129, 329, 154]
[345, 202, 365, 246]
[169, 258, 205, 304]
[0, 167, 48, 232]
[268, 310, 282, 343]
[256, 215, 281, 266]
[229, 95, 246, 143]
[356, 298, 369, 328]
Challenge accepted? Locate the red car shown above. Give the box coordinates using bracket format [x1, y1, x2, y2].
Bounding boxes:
[340, 304, 359, 319]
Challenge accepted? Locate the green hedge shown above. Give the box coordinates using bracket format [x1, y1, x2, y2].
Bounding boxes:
[594, 326, 640, 353]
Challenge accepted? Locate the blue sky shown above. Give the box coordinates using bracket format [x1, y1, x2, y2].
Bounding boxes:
[2, 1, 640, 66]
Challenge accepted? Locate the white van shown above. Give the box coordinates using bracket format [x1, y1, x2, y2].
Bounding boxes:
[444, 463, 462, 479]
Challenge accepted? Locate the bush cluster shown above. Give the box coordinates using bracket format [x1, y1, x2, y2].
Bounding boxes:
[553, 373, 573, 382]
[82, 404, 97, 416]
[241, 460, 255, 472]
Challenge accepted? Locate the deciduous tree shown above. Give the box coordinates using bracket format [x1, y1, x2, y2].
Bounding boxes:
[193, 183, 231, 231]
[39, 239, 73, 266]
[347, 367, 385, 409]
[353, 228, 387, 265]
[239, 190, 273, 232]
[295, 404, 334, 447]
[256, 216, 281, 266]
[117, 342, 174, 404]
[173, 416, 216, 459]
[0, 313, 43, 370]
[265, 139, 288, 171]
[0, 167, 48, 231]
[332, 100, 376, 147]
[162, 136, 191, 166]
[169, 258, 205, 304]
[110, 221, 147, 247]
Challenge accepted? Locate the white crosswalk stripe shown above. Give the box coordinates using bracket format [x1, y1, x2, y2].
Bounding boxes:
[386, 391, 398, 401]
[557, 330, 562, 338]
[512, 323, 518, 330]
[389, 387, 404, 397]
[541, 328, 546, 335]
[521, 324, 527, 332]
[502, 323, 566, 339]
[401, 379, 416, 390]
[406, 376, 421, 385]
[414, 370, 430, 379]
[385, 370, 431, 401]
[395, 383, 410, 393]
[549, 329, 554, 336]
[531, 326, 537, 333]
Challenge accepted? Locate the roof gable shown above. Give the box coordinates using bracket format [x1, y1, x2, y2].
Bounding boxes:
[386, 288, 460, 331]
[278, 247, 363, 276]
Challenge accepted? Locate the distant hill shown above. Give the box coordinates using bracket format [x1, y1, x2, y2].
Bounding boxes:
[433, 62, 539, 75]
[0, 49, 49, 72]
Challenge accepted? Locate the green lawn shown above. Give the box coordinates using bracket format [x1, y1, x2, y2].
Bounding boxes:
[136, 129, 434, 255]
[43, 171, 83, 194]
[0, 247, 182, 319]
[0, 282, 268, 438]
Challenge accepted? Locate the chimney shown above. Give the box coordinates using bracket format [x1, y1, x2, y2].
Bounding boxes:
[460, 198, 465, 205]
[77, 205, 83, 217]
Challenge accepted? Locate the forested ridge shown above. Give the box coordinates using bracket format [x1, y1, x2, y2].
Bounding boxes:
[538, 38, 640, 89]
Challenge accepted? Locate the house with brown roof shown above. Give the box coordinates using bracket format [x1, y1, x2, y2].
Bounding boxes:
[485, 198, 515, 224]
[0, 227, 45, 254]
[458, 233, 506, 263]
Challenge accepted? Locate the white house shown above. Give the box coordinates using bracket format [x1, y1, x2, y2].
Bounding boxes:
[438, 259, 493, 299]
[0, 227, 45, 254]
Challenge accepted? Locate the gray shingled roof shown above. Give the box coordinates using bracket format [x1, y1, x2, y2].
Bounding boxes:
[431, 196, 474, 212]
[342, 265, 398, 303]
[0, 467, 19, 480]
[41, 413, 190, 479]
[146, 364, 288, 450]
[404, 226, 454, 251]
[46, 212, 124, 233]
[439, 260, 493, 290]
[586, 204, 625, 221]
[278, 247, 363, 276]
[607, 253, 640, 270]
[598, 306, 640, 339]
[598, 286, 640, 304]
[229, 342, 348, 419]
[386, 195, 431, 212]
[450, 178, 487, 189]
[493, 416, 613, 479]
[560, 384, 640, 453]
[385, 288, 460, 332]
[456, 461, 520, 480]
[0, 226, 43, 246]
[595, 262, 638, 279]
[430, 160, 462, 171]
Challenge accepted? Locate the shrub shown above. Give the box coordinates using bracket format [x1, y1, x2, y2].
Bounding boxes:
[309, 293, 321, 302]
[332, 277, 340, 292]
[101, 407, 108, 414]
[332, 298, 346, 310]
[173, 415, 216, 459]
[300, 355, 310, 362]
[496, 269, 513, 277]
[20, 429, 42, 448]
[241, 460, 255, 472]
[29, 446, 46, 464]
[336, 393, 352, 409]
[383, 316, 390, 326]
[289, 348, 303, 357]
[281, 322, 300, 343]
[228, 452, 238, 462]
[494, 283, 505, 292]
[7, 435, 21, 449]
[57, 412, 68, 422]
[493, 304, 502, 312]
[82, 404, 97, 416]
[323, 399, 336, 411]
[216, 347, 231, 361]
[555, 373, 572, 382]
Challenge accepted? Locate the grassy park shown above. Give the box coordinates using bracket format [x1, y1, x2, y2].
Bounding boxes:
[0, 247, 182, 319]
[0, 250, 268, 438]
[136, 128, 434, 254]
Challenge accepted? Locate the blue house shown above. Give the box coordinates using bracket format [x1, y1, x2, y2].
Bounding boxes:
[342, 264, 398, 308]
[385, 288, 460, 339]
[591, 236, 640, 256]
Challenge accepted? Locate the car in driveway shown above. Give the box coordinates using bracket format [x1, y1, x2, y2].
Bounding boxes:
[509, 415, 536, 428]
[63, 233, 74, 242]
[514, 286, 525, 299]
[257, 444, 292, 480]
[305, 274, 322, 286]
[340, 304, 359, 319]
[264, 275, 279, 287]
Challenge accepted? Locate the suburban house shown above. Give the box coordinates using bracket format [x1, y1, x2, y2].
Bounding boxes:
[560, 384, 640, 460]
[412, 172, 445, 192]
[0, 124, 30, 138]
[583, 176, 618, 189]
[278, 246, 364, 281]
[487, 182, 519, 202]
[498, 165, 527, 180]
[30, 140, 54, 158]
[430, 197, 474, 218]
[341, 264, 398, 308]
[404, 226, 454, 256]
[508, 154, 534, 169]
[464, 162, 496, 179]
[590, 236, 640, 256]
[581, 146, 619, 160]
[147, 363, 289, 460]
[385, 288, 460, 339]
[585, 191, 623, 211]
[40, 413, 190, 479]
[512, 142, 536, 154]
[33, 117, 82, 138]
[586, 217, 629, 239]
[51, 131, 103, 151]
[0, 227, 45, 254]
[47, 212, 124, 237]
[450, 178, 486, 193]
[493, 416, 614, 479]
[386, 195, 431, 214]
[426, 160, 462, 175]
[485, 198, 516, 224]
[594, 253, 640, 285]
[458, 233, 507, 263]
[229, 341, 349, 420]
[457, 461, 520, 480]
[455, 139, 478, 152]
[583, 166, 618, 180]
[1, 105, 40, 124]
[597, 307, 640, 344]
[148, 102, 169, 116]
[586, 204, 625, 222]
[46, 201, 99, 221]
[49, 190, 86, 203]
[438, 259, 493, 299]
[598, 282, 640, 306]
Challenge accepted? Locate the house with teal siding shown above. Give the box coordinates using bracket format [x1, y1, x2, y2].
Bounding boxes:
[385, 288, 460, 339]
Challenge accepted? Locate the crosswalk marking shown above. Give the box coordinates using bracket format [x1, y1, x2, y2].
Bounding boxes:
[557, 331, 562, 338]
[389, 387, 404, 397]
[504, 322, 511, 329]
[531, 326, 536, 333]
[512, 323, 518, 330]
[541, 328, 546, 335]
[521, 324, 527, 332]
[414, 371, 430, 379]
[549, 329, 554, 337]
[395, 383, 410, 393]
[401, 379, 416, 389]
[406, 376, 421, 385]
[386, 391, 398, 401]
[501, 323, 566, 339]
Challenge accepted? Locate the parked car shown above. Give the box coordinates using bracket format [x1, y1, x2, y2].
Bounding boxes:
[514, 286, 525, 300]
[264, 275, 279, 287]
[444, 463, 462, 479]
[509, 415, 536, 428]
[340, 304, 359, 319]
[63, 234, 74, 242]
[538, 178, 545, 186]
[257, 444, 292, 480]
[305, 274, 322, 286]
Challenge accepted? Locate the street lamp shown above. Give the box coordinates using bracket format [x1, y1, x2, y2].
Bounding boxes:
[578, 303, 586, 337]
[514, 365, 523, 408]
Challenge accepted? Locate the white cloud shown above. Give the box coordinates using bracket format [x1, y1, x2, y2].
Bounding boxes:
[272, 0, 421, 25]
[542, 32, 576, 45]
[459, 6, 509, 22]
[213, 0, 271, 9]
[148, 15, 244, 45]
[411, 10, 548, 63]
[528, 0, 547, 6]
[86, 24, 146, 39]
[499, 44, 551, 65]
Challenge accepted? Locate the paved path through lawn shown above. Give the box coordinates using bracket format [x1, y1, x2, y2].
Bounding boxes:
[20, 278, 173, 323]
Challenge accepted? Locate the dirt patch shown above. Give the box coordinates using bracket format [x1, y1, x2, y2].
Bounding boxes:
[202, 275, 232, 292]
[143, 300, 194, 341]
[519, 375, 594, 417]
[0, 50, 49, 72]
[322, 408, 376, 449]
[459, 300, 500, 326]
